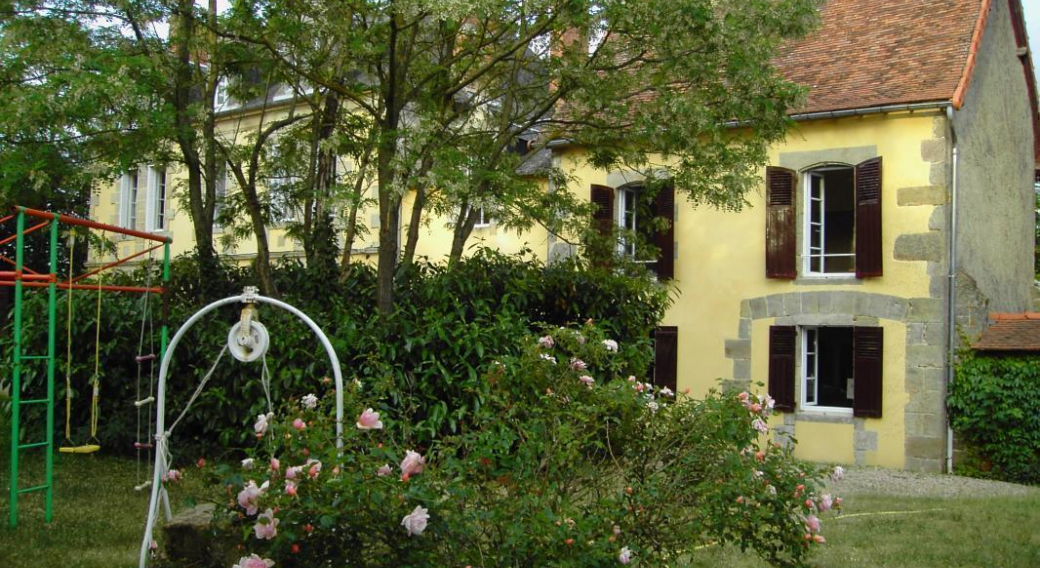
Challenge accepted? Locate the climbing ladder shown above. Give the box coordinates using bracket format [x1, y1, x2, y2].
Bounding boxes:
[1, 206, 171, 527]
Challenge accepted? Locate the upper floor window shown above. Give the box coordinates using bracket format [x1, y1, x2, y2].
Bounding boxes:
[805, 166, 855, 275]
[119, 170, 140, 230]
[473, 206, 491, 228]
[765, 158, 882, 280]
[145, 167, 167, 232]
[590, 182, 675, 280]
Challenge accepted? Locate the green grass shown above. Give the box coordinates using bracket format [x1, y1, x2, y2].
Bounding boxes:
[2, 455, 1039, 568]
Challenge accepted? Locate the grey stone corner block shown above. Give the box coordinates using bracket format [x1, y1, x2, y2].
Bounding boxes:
[724, 339, 751, 360]
[894, 233, 943, 263]
[897, 185, 948, 206]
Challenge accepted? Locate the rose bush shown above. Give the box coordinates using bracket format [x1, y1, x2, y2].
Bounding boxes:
[191, 323, 839, 568]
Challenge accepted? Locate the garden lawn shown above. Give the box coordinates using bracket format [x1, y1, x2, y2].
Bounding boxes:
[0, 452, 209, 568]
[1, 456, 1039, 568]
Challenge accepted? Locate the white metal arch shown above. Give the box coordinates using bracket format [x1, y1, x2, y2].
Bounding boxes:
[139, 291, 344, 567]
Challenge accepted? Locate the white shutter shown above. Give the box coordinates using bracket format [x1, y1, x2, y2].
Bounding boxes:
[144, 167, 157, 232]
[118, 175, 130, 228]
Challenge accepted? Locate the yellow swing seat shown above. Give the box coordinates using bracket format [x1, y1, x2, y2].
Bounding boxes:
[59, 444, 100, 454]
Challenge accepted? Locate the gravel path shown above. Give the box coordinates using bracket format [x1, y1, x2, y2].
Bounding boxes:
[824, 466, 1039, 498]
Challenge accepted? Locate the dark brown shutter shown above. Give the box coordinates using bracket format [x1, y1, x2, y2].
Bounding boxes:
[590, 184, 614, 236]
[654, 183, 675, 280]
[853, 326, 883, 418]
[855, 157, 883, 278]
[768, 326, 796, 412]
[766, 167, 797, 279]
[653, 326, 678, 392]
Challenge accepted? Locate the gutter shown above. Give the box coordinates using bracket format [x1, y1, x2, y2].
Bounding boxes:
[945, 105, 959, 473]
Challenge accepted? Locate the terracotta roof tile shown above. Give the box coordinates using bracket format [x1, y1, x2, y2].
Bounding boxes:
[775, 0, 983, 114]
[973, 313, 1040, 351]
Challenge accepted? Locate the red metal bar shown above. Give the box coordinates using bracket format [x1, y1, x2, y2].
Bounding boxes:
[73, 242, 165, 284]
[0, 214, 13, 225]
[16, 206, 171, 244]
[0, 271, 55, 282]
[0, 220, 49, 248]
[0, 254, 42, 274]
[0, 281, 163, 294]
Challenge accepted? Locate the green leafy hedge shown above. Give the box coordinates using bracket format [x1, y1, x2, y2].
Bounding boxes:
[1, 249, 670, 455]
[948, 352, 1040, 484]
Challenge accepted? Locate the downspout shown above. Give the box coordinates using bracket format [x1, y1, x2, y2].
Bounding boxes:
[945, 105, 959, 473]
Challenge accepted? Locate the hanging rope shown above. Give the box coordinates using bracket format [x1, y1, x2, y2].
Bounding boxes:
[135, 254, 157, 490]
[63, 233, 75, 448]
[60, 229, 103, 454]
[89, 261, 102, 444]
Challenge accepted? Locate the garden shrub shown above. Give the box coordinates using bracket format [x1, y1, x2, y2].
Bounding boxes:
[0, 248, 668, 454]
[178, 325, 836, 568]
[948, 352, 1040, 484]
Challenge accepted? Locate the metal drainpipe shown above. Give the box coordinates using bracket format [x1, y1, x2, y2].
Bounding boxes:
[945, 105, 959, 473]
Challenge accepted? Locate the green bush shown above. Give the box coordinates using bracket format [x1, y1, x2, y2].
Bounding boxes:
[1, 248, 669, 454]
[185, 326, 836, 568]
[948, 352, 1040, 484]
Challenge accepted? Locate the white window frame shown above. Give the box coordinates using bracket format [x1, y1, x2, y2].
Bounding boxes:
[800, 326, 854, 415]
[473, 206, 491, 228]
[144, 166, 167, 232]
[616, 186, 638, 257]
[121, 170, 141, 230]
[802, 167, 856, 278]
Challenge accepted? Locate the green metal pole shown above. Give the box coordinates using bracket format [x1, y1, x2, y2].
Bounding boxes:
[160, 240, 170, 360]
[9, 208, 24, 527]
[44, 215, 58, 522]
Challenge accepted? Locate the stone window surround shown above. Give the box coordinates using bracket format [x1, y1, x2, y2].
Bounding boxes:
[723, 290, 947, 469]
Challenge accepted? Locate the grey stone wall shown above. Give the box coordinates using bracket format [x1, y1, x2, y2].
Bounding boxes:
[950, 0, 1035, 316]
[725, 290, 947, 472]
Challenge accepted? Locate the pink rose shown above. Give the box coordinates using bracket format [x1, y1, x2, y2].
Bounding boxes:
[285, 466, 302, 480]
[659, 387, 675, 397]
[253, 509, 279, 540]
[241, 458, 255, 470]
[356, 408, 384, 430]
[269, 458, 280, 472]
[750, 403, 762, 413]
[162, 469, 182, 483]
[377, 464, 392, 477]
[618, 546, 632, 564]
[812, 534, 826, 544]
[233, 554, 275, 568]
[805, 514, 821, 533]
[292, 418, 306, 431]
[537, 335, 554, 349]
[285, 482, 297, 497]
[308, 461, 322, 479]
[831, 466, 845, 481]
[602, 339, 618, 352]
[752, 418, 769, 434]
[570, 358, 587, 371]
[400, 505, 430, 536]
[738, 391, 750, 402]
[634, 382, 645, 393]
[301, 394, 318, 409]
[818, 494, 833, 512]
[237, 481, 264, 516]
[400, 450, 425, 480]
[579, 375, 595, 388]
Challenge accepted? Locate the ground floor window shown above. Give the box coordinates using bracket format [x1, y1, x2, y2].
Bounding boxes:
[802, 327, 854, 410]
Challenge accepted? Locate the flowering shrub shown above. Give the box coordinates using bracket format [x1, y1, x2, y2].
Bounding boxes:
[205, 324, 836, 567]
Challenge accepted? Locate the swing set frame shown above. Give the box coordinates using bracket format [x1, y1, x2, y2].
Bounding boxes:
[1, 206, 171, 527]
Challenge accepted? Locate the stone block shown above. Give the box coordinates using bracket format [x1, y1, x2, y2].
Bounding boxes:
[802, 293, 820, 314]
[920, 139, 946, 163]
[907, 344, 945, 368]
[929, 205, 947, 230]
[898, 185, 948, 206]
[908, 298, 944, 323]
[766, 294, 785, 317]
[885, 297, 909, 321]
[725, 339, 751, 360]
[929, 162, 948, 186]
[907, 323, 927, 345]
[164, 503, 220, 566]
[732, 359, 751, 381]
[831, 291, 857, 315]
[924, 323, 947, 346]
[905, 411, 946, 438]
[905, 366, 945, 394]
[721, 379, 750, 393]
[750, 297, 767, 319]
[905, 436, 945, 461]
[738, 318, 752, 339]
[783, 294, 802, 316]
[854, 430, 878, 452]
[740, 300, 751, 318]
[818, 292, 834, 313]
[906, 389, 944, 413]
[894, 233, 942, 262]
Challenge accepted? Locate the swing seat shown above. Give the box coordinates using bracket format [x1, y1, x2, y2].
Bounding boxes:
[59, 444, 100, 454]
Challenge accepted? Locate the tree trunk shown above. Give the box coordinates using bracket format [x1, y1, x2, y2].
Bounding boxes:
[448, 202, 478, 264]
[400, 185, 426, 270]
[339, 148, 372, 280]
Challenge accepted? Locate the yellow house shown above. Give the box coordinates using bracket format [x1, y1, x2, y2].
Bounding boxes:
[91, 0, 1038, 472]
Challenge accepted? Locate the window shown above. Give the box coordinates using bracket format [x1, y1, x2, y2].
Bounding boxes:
[145, 167, 167, 232]
[268, 177, 297, 224]
[805, 168, 855, 275]
[649, 326, 678, 392]
[768, 325, 883, 418]
[590, 182, 675, 279]
[801, 327, 854, 410]
[765, 158, 882, 279]
[473, 206, 491, 228]
[119, 170, 140, 229]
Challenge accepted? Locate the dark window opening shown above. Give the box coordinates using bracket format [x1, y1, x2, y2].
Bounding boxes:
[806, 167, 855, 274]
[804, 326, 854, 409]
